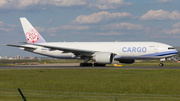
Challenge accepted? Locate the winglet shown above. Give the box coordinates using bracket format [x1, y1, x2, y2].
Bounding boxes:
[20, 17, 46, 43]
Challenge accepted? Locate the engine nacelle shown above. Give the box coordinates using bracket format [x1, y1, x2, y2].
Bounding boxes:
[93, 52, 114, 64]
[118, 59, 135, 64]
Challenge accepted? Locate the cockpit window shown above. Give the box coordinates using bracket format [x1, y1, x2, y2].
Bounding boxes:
[168, 47, 175, 50]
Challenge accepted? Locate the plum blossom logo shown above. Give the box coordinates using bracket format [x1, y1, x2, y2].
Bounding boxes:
[26, 28, 39, 43]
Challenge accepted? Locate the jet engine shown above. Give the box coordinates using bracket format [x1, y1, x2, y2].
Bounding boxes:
[93, 52, 114, 64]
[118, 59, 135, 64]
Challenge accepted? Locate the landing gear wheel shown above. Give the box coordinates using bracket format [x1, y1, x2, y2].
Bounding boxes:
[80, 63, 83, 67]
[94, 63, 106, 67]
[159, 63, 164, 67]
[80, 63, 93, 67]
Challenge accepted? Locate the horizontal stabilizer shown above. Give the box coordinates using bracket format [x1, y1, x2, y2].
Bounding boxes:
[5, 44, 36, 50]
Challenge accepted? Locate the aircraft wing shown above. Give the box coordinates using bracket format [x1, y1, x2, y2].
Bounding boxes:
[28, 43, 95, 56]
[5, 44, 37, 50]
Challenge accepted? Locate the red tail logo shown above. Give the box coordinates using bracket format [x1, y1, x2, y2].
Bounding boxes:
[26, 28, 39, 43]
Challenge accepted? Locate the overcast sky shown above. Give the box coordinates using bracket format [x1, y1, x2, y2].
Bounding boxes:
[1, 0, 180, 57]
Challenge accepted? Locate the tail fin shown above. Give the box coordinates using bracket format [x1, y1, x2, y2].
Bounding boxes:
[20, 17, 46, 43]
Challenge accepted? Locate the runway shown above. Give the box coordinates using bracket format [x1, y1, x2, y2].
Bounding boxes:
[1, 63, 180, 70]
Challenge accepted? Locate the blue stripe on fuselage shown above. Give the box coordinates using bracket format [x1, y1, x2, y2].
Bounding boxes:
[114, 50, 178, 60]
[142, 50, 178, 56]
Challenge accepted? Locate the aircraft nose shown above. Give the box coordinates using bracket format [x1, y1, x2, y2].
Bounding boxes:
[173, 49, 179, 55]
[175, 49, 178, 54]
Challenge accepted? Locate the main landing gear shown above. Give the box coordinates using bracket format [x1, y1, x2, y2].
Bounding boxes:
[94, 63, 106, 67]
[159, 58, 165, 67]
[80, 63, 106, 67]
[80, 57, 106, 67]
[80, 63, 92, 67]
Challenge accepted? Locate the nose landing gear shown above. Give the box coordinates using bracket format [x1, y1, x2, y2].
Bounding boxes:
[159, 62, 164, 67]
[159, 58, 165, 67]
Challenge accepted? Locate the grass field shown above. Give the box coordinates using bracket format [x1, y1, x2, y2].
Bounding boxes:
[1, 68, 180, 101]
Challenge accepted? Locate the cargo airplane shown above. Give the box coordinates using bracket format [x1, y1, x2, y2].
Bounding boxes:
[6, 18, 178, 67]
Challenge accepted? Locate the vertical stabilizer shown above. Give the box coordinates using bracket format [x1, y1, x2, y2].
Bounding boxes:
[20, 17, 46, 43]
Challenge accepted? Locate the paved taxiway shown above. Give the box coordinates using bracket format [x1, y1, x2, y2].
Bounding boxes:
[1, 63, 180, 70]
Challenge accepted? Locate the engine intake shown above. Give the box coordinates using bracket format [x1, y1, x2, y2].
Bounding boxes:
[93, 52, 114, 64]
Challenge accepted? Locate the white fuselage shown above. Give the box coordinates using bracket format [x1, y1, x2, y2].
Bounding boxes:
[23, 42, 178, 60]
